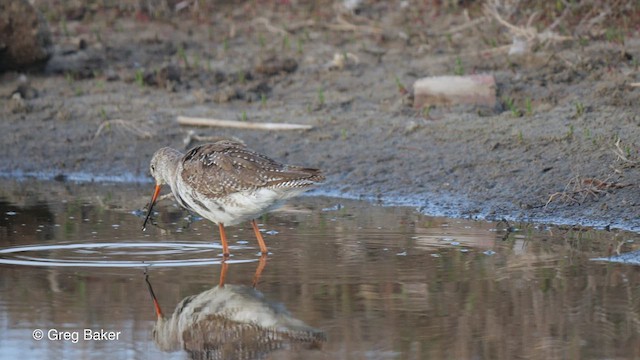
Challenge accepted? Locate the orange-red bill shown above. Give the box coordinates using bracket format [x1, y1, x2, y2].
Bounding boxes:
[142, 184, 161, 231]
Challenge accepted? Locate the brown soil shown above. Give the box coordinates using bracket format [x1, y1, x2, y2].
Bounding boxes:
[1, 1, 639, 230]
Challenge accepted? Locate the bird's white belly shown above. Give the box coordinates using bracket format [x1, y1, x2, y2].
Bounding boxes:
[176, 182, 304, 226]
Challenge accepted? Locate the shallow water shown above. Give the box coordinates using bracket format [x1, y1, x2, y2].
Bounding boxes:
[1, 179, 640, 360]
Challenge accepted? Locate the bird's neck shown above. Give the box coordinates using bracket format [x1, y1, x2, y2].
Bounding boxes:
[160, 148, 182, 188]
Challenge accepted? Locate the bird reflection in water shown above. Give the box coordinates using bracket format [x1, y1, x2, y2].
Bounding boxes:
[145, 256, 326, 359]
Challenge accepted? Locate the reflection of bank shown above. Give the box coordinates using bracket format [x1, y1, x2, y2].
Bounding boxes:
[146, 256, 326, 359]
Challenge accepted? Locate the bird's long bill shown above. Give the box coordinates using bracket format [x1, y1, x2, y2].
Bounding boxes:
[145, 273, 163, 319]
[142, 184, 162, 231]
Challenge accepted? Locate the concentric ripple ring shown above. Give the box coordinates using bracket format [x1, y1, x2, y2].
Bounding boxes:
[0, 242, 256, 268]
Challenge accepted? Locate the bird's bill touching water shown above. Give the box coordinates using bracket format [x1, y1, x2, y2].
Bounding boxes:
[142, 184, 162, 231]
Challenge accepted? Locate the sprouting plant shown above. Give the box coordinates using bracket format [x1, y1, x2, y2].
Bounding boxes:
[517, 129, 524, 142]
[583, 128, 591, 139]
[503, 97, 520, 117]
[241, 111, 247, 121]
[575, 101, 585, 117]
[223, 38, 229, 51]
[454, 57, 464, 75]
[341, 128, 347, 140]
[445, 33, 453, 47]
[93, 27, 102, 43]
[578, 37, 589, 47]
[259, 34, 266, 48]
[65, 72, 74, 85]
[261, 93, 267, 107]
[422, 105, 433, 119]
[566, 124, 574, 139]
[238, 71, 246, 84]
[193, 53, 200, 69]
[177, 45, 189, 68]
[525, 97, 532, 116]
[296, 37, 304, 54]
[135, 69, 145, 88]
[61, 17, 69, 37]
[395, 76, 407, 94]
[282, 35, 290, 51]
[605, 27, 624, 44]
[317, 87, 325, 106]
[99, 107, 108, 120]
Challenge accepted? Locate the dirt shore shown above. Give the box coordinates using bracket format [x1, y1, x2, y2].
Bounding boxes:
[1, 1, 639, 230]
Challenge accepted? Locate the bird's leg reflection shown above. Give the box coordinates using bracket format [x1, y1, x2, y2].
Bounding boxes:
[218, 259, 229, 287]
[144, 271, 163, 319]
[252, 254, 268, 288]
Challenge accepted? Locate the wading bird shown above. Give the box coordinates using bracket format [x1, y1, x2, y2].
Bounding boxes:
[142, 140, 324, 256]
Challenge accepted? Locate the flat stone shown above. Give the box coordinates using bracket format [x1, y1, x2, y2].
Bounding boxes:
[413, 74, 497, 109]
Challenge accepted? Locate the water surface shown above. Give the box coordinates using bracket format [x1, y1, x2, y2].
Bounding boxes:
[1, 179, 639, 359]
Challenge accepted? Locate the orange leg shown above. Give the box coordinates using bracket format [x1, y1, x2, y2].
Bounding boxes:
[251, 219, 268, 254]
[252, 254, 268, 288]
[218, 223, 230, 257]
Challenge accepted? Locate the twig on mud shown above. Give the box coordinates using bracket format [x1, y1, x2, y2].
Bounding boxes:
[325, 14, 383, 35]
[253, 17, 290, 36]
[94, 119, 154, 139]
[182, 130, 247, 149]
[427, 16, 487, 36]
[484, 0, 572, 49]
[281, 14, 382, 35]
[177, 116, 313, 130]
[612, 138, 639, 167]
[630, 82, 640, 88]
[545, 174, 631, 207]
[285, 19, 317, 32]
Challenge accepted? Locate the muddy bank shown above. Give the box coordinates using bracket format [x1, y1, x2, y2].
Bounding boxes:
[1, 1, 639, 230]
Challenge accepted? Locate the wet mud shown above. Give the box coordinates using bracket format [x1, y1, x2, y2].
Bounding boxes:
[0, 1, 639, 230]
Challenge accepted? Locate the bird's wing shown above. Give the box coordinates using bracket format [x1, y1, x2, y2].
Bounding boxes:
[180, 141, 323, 198]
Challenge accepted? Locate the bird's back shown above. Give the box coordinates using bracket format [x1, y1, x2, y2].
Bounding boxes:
[173, 141, 324, 225]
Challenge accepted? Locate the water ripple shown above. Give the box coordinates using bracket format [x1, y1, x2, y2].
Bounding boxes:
[0, 242, 255, 268]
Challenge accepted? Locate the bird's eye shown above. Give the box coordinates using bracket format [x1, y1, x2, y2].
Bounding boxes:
[150, 165, 156, 172]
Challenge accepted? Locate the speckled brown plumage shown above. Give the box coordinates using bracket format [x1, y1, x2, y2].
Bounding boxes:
[180, 140, 324, 199]
[142, 140, 324, 256]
